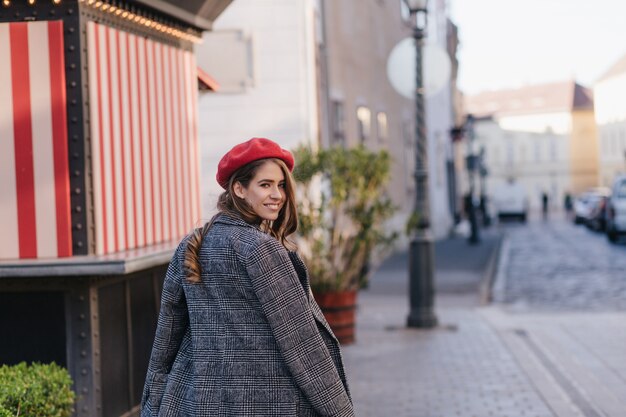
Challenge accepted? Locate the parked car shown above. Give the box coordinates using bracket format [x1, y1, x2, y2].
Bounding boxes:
[606, 174, 626, 243]
[586, 194, 610, 232]
[573, 187, 611, 225]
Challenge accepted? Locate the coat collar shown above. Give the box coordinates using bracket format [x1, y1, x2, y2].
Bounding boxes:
[213, 212, 261, 231]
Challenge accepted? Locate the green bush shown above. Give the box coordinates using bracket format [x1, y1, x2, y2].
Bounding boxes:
[293, 145, 398, 292]
[0, 362, 75, 417]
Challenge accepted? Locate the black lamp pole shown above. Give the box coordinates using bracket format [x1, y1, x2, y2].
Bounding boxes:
[404, 0, 437, 328]
[466, 114, 481, 244]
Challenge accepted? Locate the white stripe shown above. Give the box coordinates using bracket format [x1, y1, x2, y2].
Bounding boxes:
[119, 31, 135, 249]
[99, 24, 115, 253]
[128, 33, 144, 248]
[87, 22, 104, 255]
[0, 24, 19, 260]
[162, 44, 176, 240]
[144, 40, 158, 243]
[153, 41, 167, 242]
[28, 22, 58, 258]
[108, 27, 125, 251]
[176, 49, 191, 233]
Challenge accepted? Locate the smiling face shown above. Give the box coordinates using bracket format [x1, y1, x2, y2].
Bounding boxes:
[233, 160, 286, 221]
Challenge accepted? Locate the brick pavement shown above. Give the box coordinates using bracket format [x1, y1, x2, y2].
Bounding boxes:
[342, 221, 626, 416]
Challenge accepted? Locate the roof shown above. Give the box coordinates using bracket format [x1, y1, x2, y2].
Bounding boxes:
[464, 80, 593, 118]
[597, 54, 626, 82]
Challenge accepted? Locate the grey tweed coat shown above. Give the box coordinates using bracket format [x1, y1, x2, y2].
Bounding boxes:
[141, 214, 354, 417]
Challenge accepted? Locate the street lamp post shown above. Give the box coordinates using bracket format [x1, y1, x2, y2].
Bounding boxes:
[404, 0, 437, 328]
[465, 114, 481, 244]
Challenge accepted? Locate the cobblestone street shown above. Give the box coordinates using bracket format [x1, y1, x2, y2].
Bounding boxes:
[493, 216, 626, 311]
[342, 216, 626, 416]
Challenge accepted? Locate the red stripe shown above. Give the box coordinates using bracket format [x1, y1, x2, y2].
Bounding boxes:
[95, 24, 109, 253]
[145, 40, 156, 245]
[126, 33, 139, 248]
[10, 23, 37, 258]
[48, 21, 72, 257]
[116, 30, 129, 250]
[165, 45, 177, 239]
[136, 36, 149, 246]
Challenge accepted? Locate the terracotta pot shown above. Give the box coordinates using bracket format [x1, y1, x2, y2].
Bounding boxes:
[313, 290, 357, 345]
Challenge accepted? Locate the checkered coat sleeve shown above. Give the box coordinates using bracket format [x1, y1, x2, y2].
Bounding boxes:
[140, 214, 354, 417]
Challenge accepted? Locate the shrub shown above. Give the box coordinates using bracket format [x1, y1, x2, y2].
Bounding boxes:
[293, 145, 398, 292]
[0, 362, 75, 417]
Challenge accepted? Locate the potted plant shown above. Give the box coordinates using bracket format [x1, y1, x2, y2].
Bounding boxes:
[292, 145, 398, 344]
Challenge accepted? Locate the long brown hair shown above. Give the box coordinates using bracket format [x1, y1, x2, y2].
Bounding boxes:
[184, 158, 298, 283]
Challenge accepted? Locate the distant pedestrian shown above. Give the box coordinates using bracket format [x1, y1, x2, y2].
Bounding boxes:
[141, 138, 354, 417]
[564, 192, 573, 219]
[542, 192, 549, 219]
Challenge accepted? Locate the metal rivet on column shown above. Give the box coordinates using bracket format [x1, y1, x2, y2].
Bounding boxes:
[74, 187, 81, 194]
[76, 241, 84, 248]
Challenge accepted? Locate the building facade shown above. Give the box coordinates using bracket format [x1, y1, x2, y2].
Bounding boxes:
[197, 0, 459, 240]
[465, 81, 598, 210]
[594, 54, 626, 185]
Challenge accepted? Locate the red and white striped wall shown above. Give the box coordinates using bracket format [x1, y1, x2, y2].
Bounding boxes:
[0, 21, 72, 260]
[86, 22, 201, 256]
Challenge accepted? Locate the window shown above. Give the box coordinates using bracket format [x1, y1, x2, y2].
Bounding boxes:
[376, 112, 388, 142]
[534, 140, 540, 162]
[331, 100, 345, 145]
[356, 106, 371, 143]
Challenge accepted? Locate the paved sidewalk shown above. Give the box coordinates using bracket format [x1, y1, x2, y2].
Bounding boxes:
[341, 228, 626, 417]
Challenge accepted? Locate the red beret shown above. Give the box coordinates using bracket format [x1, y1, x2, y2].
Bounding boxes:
[216, 138, 295, 189]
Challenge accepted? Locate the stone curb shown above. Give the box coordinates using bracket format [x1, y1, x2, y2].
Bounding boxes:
[478, 230, 505, 305]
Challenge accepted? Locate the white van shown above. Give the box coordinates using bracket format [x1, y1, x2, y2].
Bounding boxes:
[606, 174, 626, 243]
[492, 179, 528, 222]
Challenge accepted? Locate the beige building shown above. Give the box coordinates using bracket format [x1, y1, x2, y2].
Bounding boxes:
[196, 0, 460, 239]
[466, 80, 598, 208]
[593, 54, 626, 185]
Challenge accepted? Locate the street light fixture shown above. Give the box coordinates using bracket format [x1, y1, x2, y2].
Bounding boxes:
[403, 0, 438, 328]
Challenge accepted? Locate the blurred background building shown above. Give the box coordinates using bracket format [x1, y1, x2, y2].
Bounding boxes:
[196, 0, 462, 241]
[465, 80, 598, 210]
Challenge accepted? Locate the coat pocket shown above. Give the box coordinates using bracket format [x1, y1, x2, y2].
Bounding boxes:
[141, 371, 169, 415]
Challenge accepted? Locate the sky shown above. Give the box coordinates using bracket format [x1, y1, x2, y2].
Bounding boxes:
[449, 0, 626, 95]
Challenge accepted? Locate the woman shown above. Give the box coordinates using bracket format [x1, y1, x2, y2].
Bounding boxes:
[141, 138, 355, 417]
